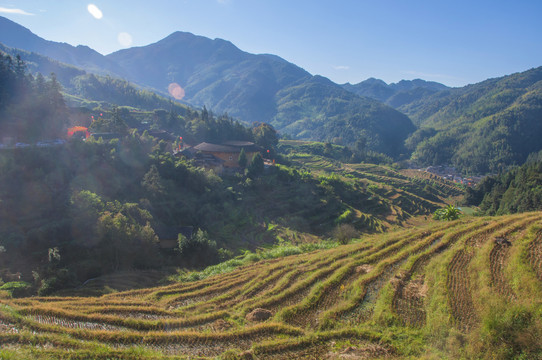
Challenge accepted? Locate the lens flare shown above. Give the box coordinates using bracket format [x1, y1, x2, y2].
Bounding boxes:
[168, 83, 185, 100]
[117, 32, 133, 47]
[67, 126, 90, 139]
[87, 4, 103, 19]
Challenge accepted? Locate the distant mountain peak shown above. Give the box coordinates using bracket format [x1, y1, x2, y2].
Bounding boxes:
[361, 77, 388, 86]
[390, 78, 449, 92]
[342, 76, 449, 107]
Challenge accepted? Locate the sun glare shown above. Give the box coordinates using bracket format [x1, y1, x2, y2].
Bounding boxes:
[117, 32, 133, 47]
[87, 4, 103, 19]
[168, 83, 185, 100]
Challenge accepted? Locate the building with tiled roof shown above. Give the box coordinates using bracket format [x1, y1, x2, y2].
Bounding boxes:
[176, 141, 262, 172]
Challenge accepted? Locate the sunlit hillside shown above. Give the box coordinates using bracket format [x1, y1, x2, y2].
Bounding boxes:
[1, 212, 541, 359]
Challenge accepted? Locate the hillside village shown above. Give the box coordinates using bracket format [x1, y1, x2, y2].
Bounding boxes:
[422, 165, 485, 186]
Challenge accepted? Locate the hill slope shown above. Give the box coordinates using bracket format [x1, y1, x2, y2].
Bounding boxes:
[0, 16, 126, 77]
[0, 43, 190, 113]
[405, 67, 542, 173]
[274, 76, 415, 157]
[1, 213, 541, 359]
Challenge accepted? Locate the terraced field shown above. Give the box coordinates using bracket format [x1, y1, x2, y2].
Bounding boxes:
[281, 150, 464, 233]
[1, 213, 542, 359]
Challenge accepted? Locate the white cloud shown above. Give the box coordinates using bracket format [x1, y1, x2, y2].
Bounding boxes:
[332, 65, 350, 70]
[87, 4, 103, 19]
[0, 7, 34, 15]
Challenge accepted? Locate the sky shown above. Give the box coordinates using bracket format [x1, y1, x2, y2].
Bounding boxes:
[0, 0, 541, 87]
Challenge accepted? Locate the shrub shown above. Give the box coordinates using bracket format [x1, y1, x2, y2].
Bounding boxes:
[332, 223, 358, 245]
[37, 269, 77, 296]
[433, 205, 461, 221]
[0, 281, 32, 297]
[178, 229, 220, 268]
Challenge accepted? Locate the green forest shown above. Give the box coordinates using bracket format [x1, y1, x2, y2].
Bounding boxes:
[465, 150, 542, 215]
[403, 67, 542, 174]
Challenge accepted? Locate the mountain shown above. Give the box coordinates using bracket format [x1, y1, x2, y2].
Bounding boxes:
[106, 31, 415, 156]
[405, 67, 542, 173]
[342, 78, 449, 108]
[108, 31, 311, 124]
[0, 16, 125, 77]
[274, 76, 415, 157]
[0, 43, 190, 114]
[0, 16, 416, 157]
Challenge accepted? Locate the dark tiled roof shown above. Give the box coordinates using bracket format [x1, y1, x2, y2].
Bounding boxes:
[193, 141, 261, 153]
[194, 142, 237, 152]
[222, 141, 256, 147]
[89, 133, 122, 140]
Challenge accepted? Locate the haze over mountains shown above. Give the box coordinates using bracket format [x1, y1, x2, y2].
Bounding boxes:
[1, 15, 542, 171]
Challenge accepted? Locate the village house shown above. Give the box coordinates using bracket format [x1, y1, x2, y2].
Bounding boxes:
[176, 141, 262, 172]
[154, 225, 193, 251]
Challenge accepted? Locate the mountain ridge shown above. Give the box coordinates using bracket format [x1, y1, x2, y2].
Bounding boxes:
[0, 16, 126, 76]
[0, 16, 415, 156]
[342, 77, 450, 108]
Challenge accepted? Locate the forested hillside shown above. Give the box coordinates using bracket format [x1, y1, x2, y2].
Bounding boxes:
[465, 151, 542, 215]
[0, 43, 192, 114]
[403, 67, 542, 173]
[0, 53, 67, 142]
[273, 76, 415, 157]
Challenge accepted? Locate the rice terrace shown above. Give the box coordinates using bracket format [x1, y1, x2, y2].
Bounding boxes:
[1, 212, 541, 359]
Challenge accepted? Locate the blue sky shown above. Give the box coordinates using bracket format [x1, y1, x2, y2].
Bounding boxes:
[0, 0, 541, 87]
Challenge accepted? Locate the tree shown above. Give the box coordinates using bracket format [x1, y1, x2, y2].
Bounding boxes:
[89, 106, 128, 134]
[333, 224, 358, 245]
[177, 229, 219, 268]
[111, 106, 129, 134]
[252, 122, 278, 156]
[238, 148, 247, 168]
[142, 164, 165, 197]
[247, 153, 264, 178]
